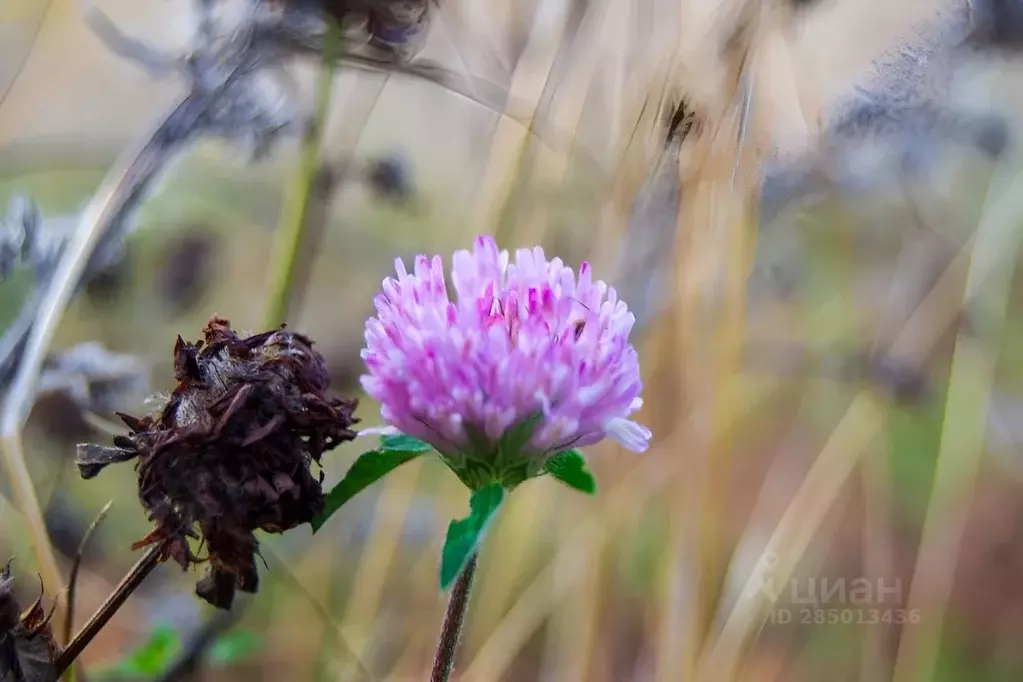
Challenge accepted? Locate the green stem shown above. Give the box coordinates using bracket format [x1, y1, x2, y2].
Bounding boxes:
[264, 23, 342, 328]
[430, 553, 479, 682]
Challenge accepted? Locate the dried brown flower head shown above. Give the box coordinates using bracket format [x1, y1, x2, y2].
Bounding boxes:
[0, 562, 57, 682]
[76, 316, 359, 609]
[276, 0, 433, 61]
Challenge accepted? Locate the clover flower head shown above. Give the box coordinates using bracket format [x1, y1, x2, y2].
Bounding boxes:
[361, 236, 650, 477]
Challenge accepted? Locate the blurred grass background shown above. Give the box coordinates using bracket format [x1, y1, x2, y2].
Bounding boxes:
[3, 0, 1023, 680]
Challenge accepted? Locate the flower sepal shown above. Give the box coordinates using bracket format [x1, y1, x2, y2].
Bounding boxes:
[445, 415, 547, 492]
[448, 456, 537, 492]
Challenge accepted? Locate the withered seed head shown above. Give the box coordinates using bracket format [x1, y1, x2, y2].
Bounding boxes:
[275, 0, 434, 59]
[76, 316, 359, 609]
[1, 561, 58, 682]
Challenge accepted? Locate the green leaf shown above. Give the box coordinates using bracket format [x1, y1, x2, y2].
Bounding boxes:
[439, 483, 506, 590]
[543, 450, 597, 495]
[379, 433, 433, 454]
[208, 630, 262, 666]
[311, 445, 429, 532]
[113, 625, 181, 676]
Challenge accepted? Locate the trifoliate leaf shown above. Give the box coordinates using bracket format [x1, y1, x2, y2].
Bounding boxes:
[379, 433, 434, 454]
[543, 450, 597, 495]
[312, 440, 430, 532]
[439, 483, 505, 590]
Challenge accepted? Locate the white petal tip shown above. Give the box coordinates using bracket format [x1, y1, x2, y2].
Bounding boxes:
[357, 425, 401, 438]
[604, 418, 652, 453]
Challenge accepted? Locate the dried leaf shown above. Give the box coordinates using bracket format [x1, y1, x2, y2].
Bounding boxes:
[0, 563, 57, 682]
[75, 443, 138, 480]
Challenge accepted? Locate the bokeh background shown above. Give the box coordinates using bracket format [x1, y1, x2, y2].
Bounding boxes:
[3, 0, 1023, 680]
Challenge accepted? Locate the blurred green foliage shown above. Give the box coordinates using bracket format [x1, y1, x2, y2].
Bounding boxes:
[91, 624, 260, 680]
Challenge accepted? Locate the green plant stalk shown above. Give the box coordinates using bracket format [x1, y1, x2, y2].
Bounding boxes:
[431, 553, 479, 682]
[264, 24, 341, 328]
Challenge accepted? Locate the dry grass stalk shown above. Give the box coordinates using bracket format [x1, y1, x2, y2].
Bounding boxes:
[859, 428, 898, 682]
[891, 167, 1023, 682]
[342, 459, 426, 662]
[656, 2, 780, 678]
[701, 166, 1023, 681]
[464, 0, 575, 239]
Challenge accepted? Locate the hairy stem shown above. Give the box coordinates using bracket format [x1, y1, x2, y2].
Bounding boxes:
[264, 23, 341, 328]
[55, 544, 164, 676]
[431, 554, 479, 682]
